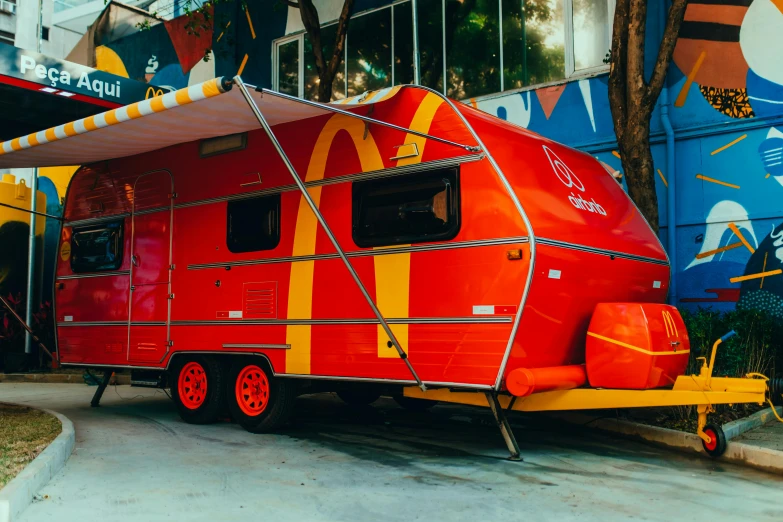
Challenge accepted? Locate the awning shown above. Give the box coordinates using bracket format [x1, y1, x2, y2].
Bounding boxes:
[0, 77, 475, 170]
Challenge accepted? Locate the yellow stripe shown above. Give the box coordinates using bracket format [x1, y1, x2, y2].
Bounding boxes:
[175, 88, 192, 105]
[657, 169, 668, 187]
[201, 78, 223, 98]
[10, 138, 22, 151]
[695, 241, 742, 259]
[710, 134, 747, 155]
[375, 85, 402, 103]
[696, 174, 740, 189]
[45, 128, 57, 142]
[28, 133, 39, 147]
[286, 114, 384, 374]
[150, 95, 166, 113]
[245, 7, 256, 39]
[727, 222, 755, 253]
[63, 122, 78, 137]
[126, 103, 143, 120]
[83, 117, 98, 132]
[587, 332, 689, 356]
[730, 269, 782, 283]
[237, 54, 249, 76]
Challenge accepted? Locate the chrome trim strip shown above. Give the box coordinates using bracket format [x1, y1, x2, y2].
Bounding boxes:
[175, 154, 484, 210]
[57, 321, 165, 327]
[171, 316, 512, 326]
[187, 236, 527, 270]
[57, 270, 131, 280]
[222, 343, 291, 349]
[536, 237, 670, 266]
[277, 373, 493, 390]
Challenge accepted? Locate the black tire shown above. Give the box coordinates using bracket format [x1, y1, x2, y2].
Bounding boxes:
[170, 355, 225, 424]
[227, 358, 297, 433]
[337, 389, 381, 406]
[393, 395, 437, 411]
[702, 423, 727, 457]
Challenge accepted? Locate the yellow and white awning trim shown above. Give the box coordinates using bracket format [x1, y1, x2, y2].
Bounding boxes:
[0, 77, 228, 157]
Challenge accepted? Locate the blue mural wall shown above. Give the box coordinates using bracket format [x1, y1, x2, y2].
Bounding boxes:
[91, 0, 783, 317]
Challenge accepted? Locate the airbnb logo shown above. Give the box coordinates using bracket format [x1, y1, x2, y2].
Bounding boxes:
[542, 145, 607, 217]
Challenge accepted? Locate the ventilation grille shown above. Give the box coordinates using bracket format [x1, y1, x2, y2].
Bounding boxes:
[243, 282, 277, 319]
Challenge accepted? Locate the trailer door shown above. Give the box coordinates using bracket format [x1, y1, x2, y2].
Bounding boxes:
[127, 170, 174, 364]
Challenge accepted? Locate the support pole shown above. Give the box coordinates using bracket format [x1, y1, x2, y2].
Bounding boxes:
[485, 391, 522, 461]
[411, 0, 421, 85]
[24, 168, 39, 355]
[234, 77, 427, 392]
[0, 294, 54, 361]
[91, 371, 113, 408]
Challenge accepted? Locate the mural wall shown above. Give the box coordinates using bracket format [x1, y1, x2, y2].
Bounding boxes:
[78, 0, 783, 316]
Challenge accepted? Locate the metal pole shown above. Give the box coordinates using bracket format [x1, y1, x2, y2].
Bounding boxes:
[234, 77, 427, 391]
[411, 0, 421, 85]
[26, 0, 45, 354]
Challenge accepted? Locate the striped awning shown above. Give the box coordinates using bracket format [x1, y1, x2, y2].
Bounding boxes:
[0, 77, 404, 169]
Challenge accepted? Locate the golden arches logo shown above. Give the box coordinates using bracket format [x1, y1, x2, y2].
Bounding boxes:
[662, 310, 678, 338]
[145, 86, 165, 99]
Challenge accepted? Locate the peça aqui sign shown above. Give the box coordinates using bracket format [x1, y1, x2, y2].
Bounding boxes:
[0, 41, 158, 105]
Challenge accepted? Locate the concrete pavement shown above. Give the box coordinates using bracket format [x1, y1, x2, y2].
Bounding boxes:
[1, 383, 781, 522]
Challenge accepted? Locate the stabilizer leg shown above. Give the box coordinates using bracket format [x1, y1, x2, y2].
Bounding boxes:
[91, 370, 113, 408]
[485, 392, 522, 461]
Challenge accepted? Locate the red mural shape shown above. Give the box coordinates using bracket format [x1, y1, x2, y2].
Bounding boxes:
[164, 6, 215, 75]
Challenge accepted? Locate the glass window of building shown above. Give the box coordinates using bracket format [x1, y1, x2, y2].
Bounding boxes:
[273, 0, 612, 102]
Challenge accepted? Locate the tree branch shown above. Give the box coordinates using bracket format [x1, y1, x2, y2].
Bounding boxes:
[608, 0, 630, 142]
[626, 0, 648, 106]
[647, 0, 688, 105]
[328, 0, 355, 80]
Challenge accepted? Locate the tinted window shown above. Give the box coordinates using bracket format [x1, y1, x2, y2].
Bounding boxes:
[70, 221, 124, 273]
[353, 168, 460, 248]
[227, 195, 281, 253]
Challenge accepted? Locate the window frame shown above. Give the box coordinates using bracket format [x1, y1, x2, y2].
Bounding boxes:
[226, 194, 282, 254]
[351, 167, 461, 248]
[271, 0, 614, 102]
[69, 220, 124, 274]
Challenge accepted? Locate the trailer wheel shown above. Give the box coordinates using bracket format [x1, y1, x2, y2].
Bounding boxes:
[227, 360, 296, 433]
[171, 356, 225, 424]
[702, 423, 727, 457]
[337, 389, 381, 406]
[393, 395, 437, 411]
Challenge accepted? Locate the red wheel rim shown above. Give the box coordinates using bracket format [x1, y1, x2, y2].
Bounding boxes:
[704, 428, 718, 451]
[178, 361, 208, 410]
[236, 365, 270, 417]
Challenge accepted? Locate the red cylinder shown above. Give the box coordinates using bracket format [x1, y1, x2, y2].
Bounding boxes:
[506, 365, 588, 397]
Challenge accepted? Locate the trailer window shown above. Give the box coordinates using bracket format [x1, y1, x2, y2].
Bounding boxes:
[352, 168, 460, 247]
[226, 194, 281, 253]
[70, 221, 124, 273]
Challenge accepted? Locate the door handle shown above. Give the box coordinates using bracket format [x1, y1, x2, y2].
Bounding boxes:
[131, 254, 139, 267]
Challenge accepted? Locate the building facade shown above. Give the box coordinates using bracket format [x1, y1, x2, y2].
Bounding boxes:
[31, 0, 783, 317]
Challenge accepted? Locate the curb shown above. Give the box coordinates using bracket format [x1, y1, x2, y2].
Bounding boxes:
[0, 406, 75, 522]
[0, 373, 130, 385]
[554, 411, 783, 476]
[722, 405, 783, 440]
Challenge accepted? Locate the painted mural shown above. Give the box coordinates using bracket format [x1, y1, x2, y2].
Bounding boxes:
[70, 0, 783, 317]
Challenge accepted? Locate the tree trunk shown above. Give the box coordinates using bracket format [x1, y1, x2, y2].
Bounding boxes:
[617, 119, 659, 235]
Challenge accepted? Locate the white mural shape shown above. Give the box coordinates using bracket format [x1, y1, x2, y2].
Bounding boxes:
[687, 200, 759, 269]
[188, 51, 216, 86]
[476, 92, 532, 129]
[740, 0, 783, 87]
[578, 79, 596, 133]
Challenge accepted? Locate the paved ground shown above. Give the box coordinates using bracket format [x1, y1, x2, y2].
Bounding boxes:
[736, 416, 783, 452]
[1, 383, 781, 522]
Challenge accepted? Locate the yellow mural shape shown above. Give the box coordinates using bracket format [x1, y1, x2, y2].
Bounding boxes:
[95, 46, 129, 78]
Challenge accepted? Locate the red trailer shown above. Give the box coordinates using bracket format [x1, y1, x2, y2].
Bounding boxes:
[0, 77, 771, 459]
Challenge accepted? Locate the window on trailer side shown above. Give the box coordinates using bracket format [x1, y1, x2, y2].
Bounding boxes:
[226, 195, 281, 254]
[352, 168, 460, 248]
[70, 221, 124, 273]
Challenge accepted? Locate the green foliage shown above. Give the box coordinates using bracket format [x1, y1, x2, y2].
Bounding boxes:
[680, 307, 783, 379]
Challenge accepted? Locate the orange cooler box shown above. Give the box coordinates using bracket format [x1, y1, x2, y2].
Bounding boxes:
[585, 303, 690, 389]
